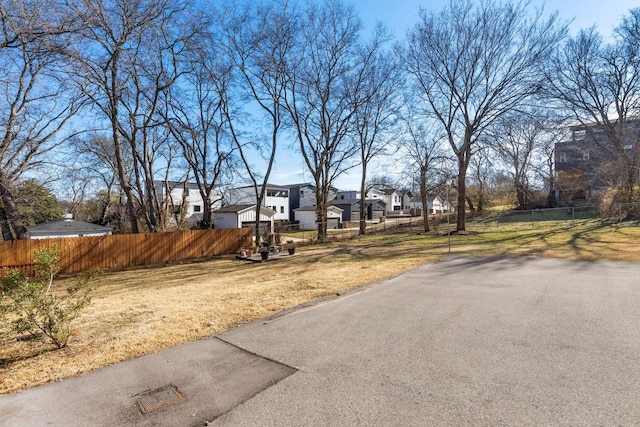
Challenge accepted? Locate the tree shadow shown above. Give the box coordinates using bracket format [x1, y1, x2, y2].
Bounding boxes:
[0, 345, 57, 369]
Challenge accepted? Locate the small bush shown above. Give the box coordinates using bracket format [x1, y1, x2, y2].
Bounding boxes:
[0, 245, 97, 349]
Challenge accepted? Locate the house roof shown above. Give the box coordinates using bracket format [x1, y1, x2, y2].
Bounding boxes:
[274, 182, 341, 194]
[214, 204, 276, 215]
[330, 198, 359, 206]
[330, 199, 386, 207]
[231, 183, 290, 191]
[294, 205, 343, 212]
[27, 218, 111, 236]
[288, 182, 315, 188]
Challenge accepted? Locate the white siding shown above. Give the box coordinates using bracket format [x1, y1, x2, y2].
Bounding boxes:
[228, 187, 255, 204]
[155, 181, 221, 217]
[295, 211, 317, 230]
[214, 207, 275, 230]
[295, 207, 342, 230]
[229, 186, 290, 221]
[383, 190, 402, 214]
[214, 213, 239, 229]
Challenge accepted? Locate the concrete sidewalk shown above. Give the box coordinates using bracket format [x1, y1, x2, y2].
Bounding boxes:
[0, 338, 295, 426]
[2, 256, 640, 426]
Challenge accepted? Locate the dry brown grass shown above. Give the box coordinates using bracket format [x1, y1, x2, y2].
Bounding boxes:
[2, 220, 640, 394]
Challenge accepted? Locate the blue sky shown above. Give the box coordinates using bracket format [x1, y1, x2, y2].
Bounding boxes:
[353, 0, 637, 38]
[268, 0, 639, 190]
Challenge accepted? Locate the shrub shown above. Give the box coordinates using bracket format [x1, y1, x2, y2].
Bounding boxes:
[0, 245, 97, 349]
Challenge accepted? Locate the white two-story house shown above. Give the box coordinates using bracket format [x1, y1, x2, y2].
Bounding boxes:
[154, 180, 222, 226]
[382, 189, 402, 215]
[228, 184, 290, 221]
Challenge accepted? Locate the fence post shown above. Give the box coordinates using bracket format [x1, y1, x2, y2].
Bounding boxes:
[619, 204, 623, 223]
[572, 207, 575, 226]
[531, 209, 534, 229]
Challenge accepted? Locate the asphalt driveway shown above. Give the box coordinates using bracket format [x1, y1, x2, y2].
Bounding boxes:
[213, 256, 640, 426]
[1, 256, 639, 426]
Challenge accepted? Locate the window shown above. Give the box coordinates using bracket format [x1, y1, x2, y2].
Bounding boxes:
[193, 205, 201, 212]
[280, 206, 284, 214]
[583, 150, 590, 160]
[559, 152, 567, 162]
[267, 189, 288, 197]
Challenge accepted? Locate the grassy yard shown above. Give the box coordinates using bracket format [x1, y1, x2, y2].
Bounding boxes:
[2, 219, 640, 394]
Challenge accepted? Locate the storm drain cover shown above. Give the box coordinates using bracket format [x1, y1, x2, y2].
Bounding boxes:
[136, 385, 183, 414]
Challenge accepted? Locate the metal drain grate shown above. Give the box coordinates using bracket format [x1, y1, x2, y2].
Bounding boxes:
[136, 386, 183, 414]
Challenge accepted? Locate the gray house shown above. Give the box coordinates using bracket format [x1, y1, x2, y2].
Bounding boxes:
[554, 120, 640, 201]
[329, 199, 386, 222]
[27, 215, 112, 239]
[288, 183, 338, 221]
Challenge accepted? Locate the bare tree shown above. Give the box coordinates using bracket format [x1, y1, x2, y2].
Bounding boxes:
[0, 1, 83, 240]
[535, 119, 569, 207]
[485, 110, 549, 209]
[283, 0, 372, 241]
[465, 149, 494, 212]
[545, 10, 640, 203]
[67, 0, 190, 233]
[215, 0, 294, 244]
[163, 26, 237, 229]
[69, 133, 131, 229]
[354, 24, 401, 235]
[403, 0, 567, 232]
[398, 103, 448, 232]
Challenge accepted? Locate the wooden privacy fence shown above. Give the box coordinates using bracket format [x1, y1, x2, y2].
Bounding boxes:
[0, 228, 253, 277]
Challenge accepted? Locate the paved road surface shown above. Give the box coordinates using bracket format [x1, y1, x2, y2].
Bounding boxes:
[1, 256, 639, 426]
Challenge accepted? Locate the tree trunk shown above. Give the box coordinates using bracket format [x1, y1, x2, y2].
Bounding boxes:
[456, 153, 469, 232]
[359, 164, 367, 235]
[315, 178, 328, 242]
[516, 183, 526, 209]
[624, 161, 637, 204]
[0, 175, 28, 240]
[0, 206, 13, 241]
[112, 129, 138, 234]
[420, 167, 430, 232]
[109, 49, 138, 234]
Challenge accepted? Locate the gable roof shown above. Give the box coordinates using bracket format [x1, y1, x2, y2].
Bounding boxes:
[294, 205, 343, 213]
[230, 183, 290, 191]
[330, 199, 387, 207]
[330, 198, 360, 206]
[214, 204, 276, 215]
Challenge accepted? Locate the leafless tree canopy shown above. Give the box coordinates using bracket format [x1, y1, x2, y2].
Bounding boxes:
[5, 0, 640, 240]
[403, 0, 567, 231]
[0, 0, 82, 239]
[545, 9, 640, 202]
